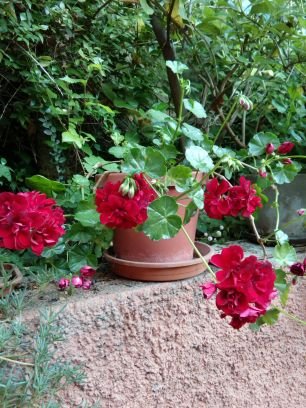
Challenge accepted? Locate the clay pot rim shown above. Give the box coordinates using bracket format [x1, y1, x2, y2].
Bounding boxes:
[104, 241, 213, 269]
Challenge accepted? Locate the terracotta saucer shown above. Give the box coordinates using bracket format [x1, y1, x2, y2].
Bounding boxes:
[104, 241, 214, 282]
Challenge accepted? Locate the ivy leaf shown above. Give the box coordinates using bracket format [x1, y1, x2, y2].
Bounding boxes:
[26, 175, 65, 196]
[248, 132, 280, 156]
[167, 165, 193, 189]
[183, 99, 207, 118]
[62, 126, 84, 149]
[181, 123, 203, 141]
[141, 196, 182, 240]
[272, 162, 301, 184]
[185, 146, 214, 172]
[274, 242, 297, 266]
[165, 60, 188, 74]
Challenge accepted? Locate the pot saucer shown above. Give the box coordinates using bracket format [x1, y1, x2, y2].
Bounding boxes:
[104, 241, 214, 282]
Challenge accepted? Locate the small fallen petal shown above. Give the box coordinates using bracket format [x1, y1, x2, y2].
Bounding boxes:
[71, 276, 83, 288]
[58, 278, 70, 290]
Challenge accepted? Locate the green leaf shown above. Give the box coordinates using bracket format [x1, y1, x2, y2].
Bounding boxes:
[183, 201, 198, 225]
[66, 223, 94, 243]
[275, 230, 289, 244]
[25, 175, 65, 196]
[213, 145, 235, 158]
[108, 146, 128, 158]
[274, 242, 297, 266]
[121, 148, 146, 175]
[183, 99, 207, 118]
[261, 308, 280, 325]
[74, 209, 100, 227]
[145, 148, 167, 178]
[165, 60, 188, 74]
[122, 147, 166, 178]
[62, 127, 84, 149]
[68, 248, 98, 273]
[272, 162, 301, 184]
[275, 268, 291, 307]
[139, 0, 154, 15]
[41, 239, 66, 258]
[181, 123, 203, 141]
[141, 196, 182, 240]
[248, 132, 280, 156]
[72, 174, 90, 188]
[167, 165, 193, 189]
[185, 146, 214, 172]
[188, 185, 204, 209]
[250, 1, 274, 15]
[59, 75, 86, 85]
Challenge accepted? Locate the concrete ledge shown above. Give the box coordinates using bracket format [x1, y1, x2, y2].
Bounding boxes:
[25, 242, 306, 407]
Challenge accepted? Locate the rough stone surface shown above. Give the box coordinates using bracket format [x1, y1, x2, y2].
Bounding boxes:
[24, 242, 306, 408]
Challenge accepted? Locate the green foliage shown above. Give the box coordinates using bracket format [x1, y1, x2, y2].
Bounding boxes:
[141, 196, 182, 240]
[0, 303, 85, 407]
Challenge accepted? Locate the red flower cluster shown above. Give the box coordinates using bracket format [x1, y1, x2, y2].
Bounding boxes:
[0, 191, 65, 256]
[95, 173, 156, 229]
[204, 176, 262, 220]
[201, 245, 276, 329]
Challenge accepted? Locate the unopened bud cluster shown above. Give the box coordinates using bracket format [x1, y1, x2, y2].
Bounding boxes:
[119, 176, 137, 199]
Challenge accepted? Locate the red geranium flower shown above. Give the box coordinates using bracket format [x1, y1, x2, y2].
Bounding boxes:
[95, 174, 156, 229]
[228, 176, 262, 217]
[204, 245, 276, 329]
[0, 191, 65, 256]
[204, 178, 232, 219]
[277, 141, 294, 155]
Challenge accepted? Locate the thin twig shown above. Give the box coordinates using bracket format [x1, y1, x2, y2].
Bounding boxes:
[92, 0, 114, 20]
[0, 355, 34, 367]
[0, 84, 21, 121]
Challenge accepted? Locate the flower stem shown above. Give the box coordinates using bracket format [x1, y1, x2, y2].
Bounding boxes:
[181, 225, 216, 280]
[271, 184, 280, 232]
[213, 99, 238, 145]
[249, 215, 267, 259]
[276, 307, 306, 326]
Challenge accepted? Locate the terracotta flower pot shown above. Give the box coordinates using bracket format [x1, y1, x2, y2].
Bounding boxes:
[104, 241, 214, 282]
[0, 263, 23, 296]
[95, 172, 204, 263]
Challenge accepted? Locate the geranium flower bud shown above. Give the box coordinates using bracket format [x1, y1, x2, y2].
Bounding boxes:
[282, 158, 292, 165]
[239, 95, 253, 111]
[82, 279, 92, 290]
[296, 208, 305, 216]
[200, 282, 217, 299]
[265, 143, 275, 154]
[58, 278, 70, 290]
[277, 141, 294, 155]
[290, 262, 305, 276]
[71, 276, 83, 288]
[119, 177, 137, 199]
[259, 169, 267, 178]
[80, 266, 96, 279]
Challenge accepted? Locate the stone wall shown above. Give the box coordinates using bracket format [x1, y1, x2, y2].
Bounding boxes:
[25, 243, 306, 407]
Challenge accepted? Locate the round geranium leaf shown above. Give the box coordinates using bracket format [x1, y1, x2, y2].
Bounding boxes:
[272, 162, 301, 184]
[121, 148, 146, 175]
[167, 165, 193, 189]
[145, 148, 167, 178]
[248, 132, 280, 156]
[185, 146, 214, 172]
[141, 196, 182, 240]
